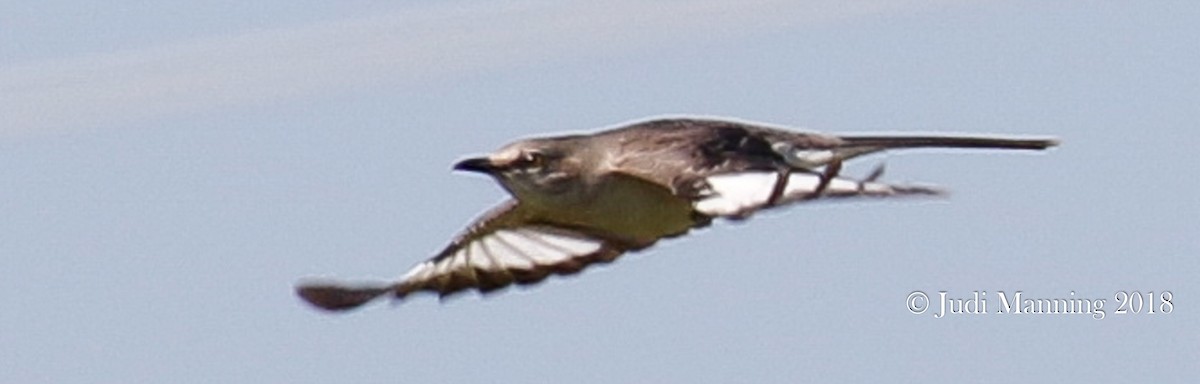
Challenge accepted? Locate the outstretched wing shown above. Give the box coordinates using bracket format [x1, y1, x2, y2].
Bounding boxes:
[602, 118, 1055, 219]
[296, 200, 630, 311]
[692, 168, 942, 218]
[395, 202, 628, 298]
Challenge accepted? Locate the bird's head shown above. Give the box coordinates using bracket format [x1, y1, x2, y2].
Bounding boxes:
[454, 137, 588, 203]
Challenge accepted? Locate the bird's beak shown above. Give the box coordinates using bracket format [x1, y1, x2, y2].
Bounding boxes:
[453, 157, 499, 174]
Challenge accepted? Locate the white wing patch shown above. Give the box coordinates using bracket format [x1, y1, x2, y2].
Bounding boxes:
[397, 225, 614, 297]
[773, 142, 836, 168]
[693, 172, 778, 215]
[694, 171, 940, 217]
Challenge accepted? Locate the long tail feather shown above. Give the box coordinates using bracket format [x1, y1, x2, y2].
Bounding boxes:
[840, 135, 1058, 151]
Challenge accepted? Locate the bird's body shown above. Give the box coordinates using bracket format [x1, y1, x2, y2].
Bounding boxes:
[533, 172, 697, 246]
[297, 117, 1057, 311]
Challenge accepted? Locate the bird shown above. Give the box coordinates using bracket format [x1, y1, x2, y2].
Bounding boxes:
[296, 116, 1057, 311]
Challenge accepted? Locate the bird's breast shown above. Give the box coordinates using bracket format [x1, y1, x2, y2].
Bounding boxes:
[532, 174, 697, 246]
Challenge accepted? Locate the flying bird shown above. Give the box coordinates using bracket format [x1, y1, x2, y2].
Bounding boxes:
[296, 117, 1057, 311]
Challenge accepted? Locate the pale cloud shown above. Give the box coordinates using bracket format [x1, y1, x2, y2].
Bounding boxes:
[0, 0, 961, 137]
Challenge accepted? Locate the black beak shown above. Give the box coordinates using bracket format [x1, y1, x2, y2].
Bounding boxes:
[453, 157, 498, 174]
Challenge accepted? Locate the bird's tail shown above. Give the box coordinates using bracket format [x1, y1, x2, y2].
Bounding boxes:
[839, 135, 1059, 151]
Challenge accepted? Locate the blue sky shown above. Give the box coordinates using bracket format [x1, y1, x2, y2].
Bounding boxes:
[2, 1, 1198, 383]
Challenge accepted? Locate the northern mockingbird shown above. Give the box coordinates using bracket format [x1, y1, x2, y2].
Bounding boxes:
[297, 117, 1057, 311]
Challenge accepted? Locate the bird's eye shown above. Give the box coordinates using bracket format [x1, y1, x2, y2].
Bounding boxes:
[520, 151, 545, 168]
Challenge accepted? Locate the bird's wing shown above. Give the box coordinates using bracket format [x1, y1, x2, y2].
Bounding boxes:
[605, 118, 1053, 219]
[296, 199, 631, 311]
[691, 169, 942, 218]
[394, 199, 631, 298]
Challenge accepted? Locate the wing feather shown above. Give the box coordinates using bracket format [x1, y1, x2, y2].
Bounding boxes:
[694, 170, 942, 217]
[392, 201, 630, 299]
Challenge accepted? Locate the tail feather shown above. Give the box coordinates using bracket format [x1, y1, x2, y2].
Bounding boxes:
[840, 135, 1059, 151]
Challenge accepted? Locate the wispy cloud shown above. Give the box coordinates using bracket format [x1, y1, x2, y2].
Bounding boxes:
[0, 0, 957, 137]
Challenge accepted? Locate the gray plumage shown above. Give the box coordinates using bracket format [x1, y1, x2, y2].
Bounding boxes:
[297, 117, 1057, 311]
